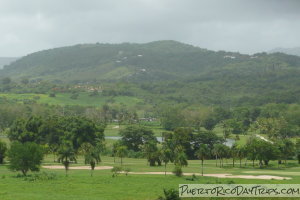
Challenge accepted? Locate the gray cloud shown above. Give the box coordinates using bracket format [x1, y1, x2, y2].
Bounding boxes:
[0, 0, 299, 56]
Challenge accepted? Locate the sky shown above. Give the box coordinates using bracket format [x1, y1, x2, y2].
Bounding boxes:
[0, 0, 300, 57]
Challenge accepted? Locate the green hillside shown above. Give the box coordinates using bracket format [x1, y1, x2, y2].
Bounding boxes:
[1, 40, 300, 106]
[0, 57, 19, 69]
[0, 40, 274, 82]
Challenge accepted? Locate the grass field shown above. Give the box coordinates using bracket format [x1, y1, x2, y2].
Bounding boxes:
[1, 134, 300, 199]
[0, 93, 143, 108]
[1, 153, 300, 200]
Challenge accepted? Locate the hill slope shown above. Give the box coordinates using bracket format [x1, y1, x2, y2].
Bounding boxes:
[0, 57, 19, 69]
[269, 47, 300, 57]
[0, 40, 281, 82]
[1, 41, 300, 106]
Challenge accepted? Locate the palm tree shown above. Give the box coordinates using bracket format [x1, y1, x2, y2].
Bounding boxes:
[236, 145, 245, 168]
[57, 142, 77, 177]
[174, 146, 188, 167]
[161, 147, 173, 176]
[80, 143, 101, 177]
[49, 144, 58, 162]
[116, 145, 128, 166]
[195, 144, 210, 176]
[230, 144, 238, 167]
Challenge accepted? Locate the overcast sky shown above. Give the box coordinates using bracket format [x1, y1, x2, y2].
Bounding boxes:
[0, 0, 299, 57]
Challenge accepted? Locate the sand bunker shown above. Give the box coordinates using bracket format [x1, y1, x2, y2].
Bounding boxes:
[121, 172, 290, 180]
[244, 171, 300, 176]
[42, 166, 290, 180]
[43, 165, 113, 170]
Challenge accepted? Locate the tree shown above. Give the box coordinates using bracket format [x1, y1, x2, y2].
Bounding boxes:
[236, 145, 245, 167]
[8, 142, 44, 176]
[230, 144, 238, 167]
[1, 77, 11, 85]
[202, 117, 217, 131]
[195, 144, 210, 176]
[160, 107, 186, 131]
[161, 147, 173, 176]
[245, 137, 258, 167]
[116, 145, 128, 166]
[277, 139, 295, 165]
[171, 128, 194, 159]
[174, 147, 188, 167]
[81, 143, 101, 176]
[0, 140, 7, 164]
[212, 144, 228, 167]
[143, 141, 160, 166]
[57, 142, 77, 177]
[296, 139, 300, 164]
[119, 125, 157, 152]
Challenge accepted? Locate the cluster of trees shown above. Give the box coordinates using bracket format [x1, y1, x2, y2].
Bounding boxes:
[1, 115, 105, 176]
[115, 126, 223, 175]
[159, 104, 300, 140]
[116, 124, 300, 176]
[0, 101, 142, 132]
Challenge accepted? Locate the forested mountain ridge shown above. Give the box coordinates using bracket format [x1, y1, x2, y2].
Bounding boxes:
[0, 57, 19, 69]
[270, 47, 300, 57]
[1, 40, 300, 106]
[2, 40, 300, 83]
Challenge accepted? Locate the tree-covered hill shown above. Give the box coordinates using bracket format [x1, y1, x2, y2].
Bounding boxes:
[3, 40, 299, 83]
[1, 41, 300, 106]
[0, 57, 19, 69]
[270, 47, 300, 57]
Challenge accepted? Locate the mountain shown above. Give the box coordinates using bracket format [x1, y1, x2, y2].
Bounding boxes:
[0, 40, 271, 82]
[269, 47, 300, 57]
[1, 41, 300, 106]
[0, 57, 19, 69]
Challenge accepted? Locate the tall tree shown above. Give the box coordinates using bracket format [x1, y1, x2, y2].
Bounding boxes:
[195, 144, 210, 176]
[57, 142, 77, 177]
[80, 143, 101, 176]
[116, 145, 128, 166]
[160, 146, 173, 176]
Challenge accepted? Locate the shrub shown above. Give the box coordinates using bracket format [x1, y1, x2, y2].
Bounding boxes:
[157, 188, 181, 200]
[0, 140, 7, 164]
[49, 93, 56, 97]
[124, 168, 131, 176]
[111, 166, 122, 177]
[172, 165, 183, 177]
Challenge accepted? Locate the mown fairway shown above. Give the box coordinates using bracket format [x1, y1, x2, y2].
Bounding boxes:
[1, 153, 300, 200]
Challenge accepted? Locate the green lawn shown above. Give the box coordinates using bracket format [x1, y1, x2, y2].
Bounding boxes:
[0, 93, 143, 108]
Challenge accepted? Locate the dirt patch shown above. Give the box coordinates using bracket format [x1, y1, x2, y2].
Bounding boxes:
[122, 172, 291, 180]
[43, 165, 113, 170]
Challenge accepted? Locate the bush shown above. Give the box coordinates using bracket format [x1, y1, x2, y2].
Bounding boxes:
[157, 188, 181, 200]
[70, 93, 79, 99]
[172, 165, 183, 177]
[23, 172, 57, 182]
[49, 93, 56, 97]
[0, 140, 7, 164]
[111, 166, 122, 177]
[124, 168, 131, 176]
